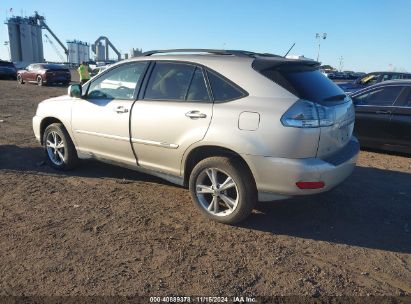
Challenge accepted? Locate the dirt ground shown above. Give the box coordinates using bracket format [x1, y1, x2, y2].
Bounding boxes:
[0, 79, 410, 298]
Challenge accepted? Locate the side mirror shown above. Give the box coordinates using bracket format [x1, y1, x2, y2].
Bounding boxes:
[68, 84, 82, 98]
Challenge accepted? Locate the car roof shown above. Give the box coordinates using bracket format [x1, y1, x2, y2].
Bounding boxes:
[366, 71, 411, 75]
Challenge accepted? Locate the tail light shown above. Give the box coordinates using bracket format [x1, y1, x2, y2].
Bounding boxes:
[281, 100, 336, 128]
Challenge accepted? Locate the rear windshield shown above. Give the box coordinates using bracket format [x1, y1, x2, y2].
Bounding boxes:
[0, 61, 15, 67]
[260, 67, 345, 103]
[41, 64, 67, 70]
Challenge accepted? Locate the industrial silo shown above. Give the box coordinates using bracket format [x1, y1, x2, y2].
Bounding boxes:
[84, 43, 90, 62]
[79, 42, 85, 63]
[96, 42, 105, 61]
[7, 19, 22, 62]
[67, 41, 78, 64]
[19, 21, 34, 62]
[37, 26, 44, 62]
[31, 24, 39, 62]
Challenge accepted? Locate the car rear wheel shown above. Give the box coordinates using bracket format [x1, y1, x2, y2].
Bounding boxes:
[37, 75, 43, 86]
[17, 74, 24, 84]
[189, 156, 257, 224]
[43, 123, 78, 170]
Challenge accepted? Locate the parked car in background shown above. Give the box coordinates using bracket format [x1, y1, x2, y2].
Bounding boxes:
[32, 49, 359, 224]
[339, 72, 411, 93]
[0, 60, 17, 79]
[90, 65, 110, 78]
[343, 71, 356, 79]
[17, 63, 71, 86]
[351, 80, 411, 154]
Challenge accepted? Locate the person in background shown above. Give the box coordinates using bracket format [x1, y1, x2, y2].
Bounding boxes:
[77, 61, 91, 85]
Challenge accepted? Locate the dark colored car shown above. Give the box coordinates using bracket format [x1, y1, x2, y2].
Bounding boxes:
[17, 63, 71, 86]
[351, 80, 411, 154]
[0, 60, 17, 79]
[339, 72, 411, 93]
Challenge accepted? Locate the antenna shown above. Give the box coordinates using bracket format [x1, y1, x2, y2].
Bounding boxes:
[284, 43, 295, 57]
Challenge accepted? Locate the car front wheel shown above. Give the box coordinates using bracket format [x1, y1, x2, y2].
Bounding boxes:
[17, 74, 24, 84]
[189, 156, 257, 224]
[37, 75, 43, 86]
[43, 123, 78, 170]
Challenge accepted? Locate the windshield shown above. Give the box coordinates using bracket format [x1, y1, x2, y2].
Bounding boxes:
[260, 67, 345, 103]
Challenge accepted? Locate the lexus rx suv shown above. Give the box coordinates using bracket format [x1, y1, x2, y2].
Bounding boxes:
[33, 49, 359, 224]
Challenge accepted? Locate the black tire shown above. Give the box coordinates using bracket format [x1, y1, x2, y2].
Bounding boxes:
[43, 123, 78, 170]
[189, 156, 257, 224]
[17, 74, 24, 84]
[36, 75, 43, 86]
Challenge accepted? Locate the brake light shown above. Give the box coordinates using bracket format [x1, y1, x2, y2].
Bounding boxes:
[296, 181, 325, 189]
[281, 100, 335, 128]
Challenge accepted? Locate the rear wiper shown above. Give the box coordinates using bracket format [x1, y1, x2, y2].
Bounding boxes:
[322, 94, 346, 102]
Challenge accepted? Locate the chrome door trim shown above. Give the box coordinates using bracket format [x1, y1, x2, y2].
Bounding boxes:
[131, 138, 179, 149]
[75, 130, 129, 142]
[75, 130, 179, 149]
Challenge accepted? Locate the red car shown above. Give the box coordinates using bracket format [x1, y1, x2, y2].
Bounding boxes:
[17, 63, 71, 86]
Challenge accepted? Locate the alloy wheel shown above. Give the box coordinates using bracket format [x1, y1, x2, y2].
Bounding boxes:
[195, 168, 239, 217]
[46, 131, 65, 166]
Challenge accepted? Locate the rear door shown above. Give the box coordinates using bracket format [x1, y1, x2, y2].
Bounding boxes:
[353, 85, 405, 146]
[130, 61, 213, 176]
[71, 61, 148, 165]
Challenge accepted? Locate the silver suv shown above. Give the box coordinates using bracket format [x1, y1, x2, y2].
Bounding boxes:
[33, 49, 359, 224]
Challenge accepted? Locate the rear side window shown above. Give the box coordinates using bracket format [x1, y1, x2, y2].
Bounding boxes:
[260, 68, 345, 103]
[207, 70, 246, 102]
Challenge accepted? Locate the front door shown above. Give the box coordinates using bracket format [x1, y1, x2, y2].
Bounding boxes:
[71, 61, 148, 165]
[130, 62, 213, 176]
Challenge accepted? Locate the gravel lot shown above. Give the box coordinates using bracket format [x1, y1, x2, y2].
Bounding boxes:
[0, 79, 410, 297]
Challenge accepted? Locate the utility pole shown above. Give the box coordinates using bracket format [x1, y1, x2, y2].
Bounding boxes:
[339, 56, 344, 72]
[316, 32, 327, 62]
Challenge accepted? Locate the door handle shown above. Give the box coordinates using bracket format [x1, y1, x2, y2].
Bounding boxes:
[375, 110, 391, 114]
[115, 106, 129, 113]
[185, 111, 207, 119]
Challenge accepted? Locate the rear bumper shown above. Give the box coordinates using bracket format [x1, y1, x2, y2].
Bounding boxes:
[242, 137, 360, 201]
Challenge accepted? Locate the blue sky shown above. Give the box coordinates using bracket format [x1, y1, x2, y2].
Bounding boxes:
[1, 0, 410, 72]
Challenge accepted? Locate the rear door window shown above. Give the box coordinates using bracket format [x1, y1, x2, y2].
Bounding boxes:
[144, 62, 195, 100]
[186, 68, 210, 101]
[353, 86, 403, 106]
[206, 70, 246, 102]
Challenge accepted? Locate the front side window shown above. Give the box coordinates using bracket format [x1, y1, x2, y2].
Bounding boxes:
[353, 86, 403, 106]
[87, 62, 147, 100]
[207, 70, 245, 102]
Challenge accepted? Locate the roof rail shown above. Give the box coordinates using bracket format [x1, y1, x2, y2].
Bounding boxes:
[140, 49, 281, 58]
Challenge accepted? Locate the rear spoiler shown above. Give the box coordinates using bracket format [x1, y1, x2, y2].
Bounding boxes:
[252, 57, 321, 72]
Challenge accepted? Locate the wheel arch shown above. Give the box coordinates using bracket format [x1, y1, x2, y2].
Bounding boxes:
[39, 117, 65, 145]
[182, 145, 256, 188]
